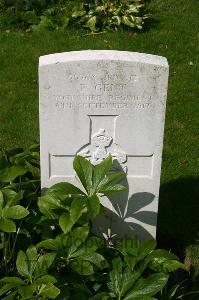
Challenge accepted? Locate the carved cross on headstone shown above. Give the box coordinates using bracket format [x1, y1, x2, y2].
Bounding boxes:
[49, 115, 128, 181]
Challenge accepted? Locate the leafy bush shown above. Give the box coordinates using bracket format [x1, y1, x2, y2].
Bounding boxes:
[0, 0, 149, 32]
[70, 0, 149, 32]
[0, 147, 185, 299]
[0, 145, 40, 275]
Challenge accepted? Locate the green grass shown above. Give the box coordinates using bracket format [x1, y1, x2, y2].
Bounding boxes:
[0, 0, 198, 252]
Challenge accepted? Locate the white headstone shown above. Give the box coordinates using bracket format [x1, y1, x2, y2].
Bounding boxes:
[39, 50, 169, 239]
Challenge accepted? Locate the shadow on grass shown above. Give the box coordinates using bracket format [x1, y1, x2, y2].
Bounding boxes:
[142, 16, 160, 32]
[157, 177, 199, 257]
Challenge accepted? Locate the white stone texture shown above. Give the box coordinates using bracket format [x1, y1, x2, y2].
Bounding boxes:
[39, 50, 169, 239]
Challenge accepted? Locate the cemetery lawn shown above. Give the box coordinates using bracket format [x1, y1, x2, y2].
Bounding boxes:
[0, 0, 198, 252]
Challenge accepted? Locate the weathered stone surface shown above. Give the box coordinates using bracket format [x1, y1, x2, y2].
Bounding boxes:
[39, 50, 169, 239]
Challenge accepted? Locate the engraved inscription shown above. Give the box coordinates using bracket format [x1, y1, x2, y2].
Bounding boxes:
[95, 83, 126, 92]
[55, 93, 153, 110]
[66, 73, 137, 82]
[54, 72, 155, 111]
[55, 94, 152, 102]
[55, 101, 151, 110]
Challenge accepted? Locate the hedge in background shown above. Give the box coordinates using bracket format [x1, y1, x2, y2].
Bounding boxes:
[0, 0, 149, 32]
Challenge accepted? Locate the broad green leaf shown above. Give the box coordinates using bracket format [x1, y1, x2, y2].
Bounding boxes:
[124, 256, 137, 270]
[86, 195, 100, 218]
[121, 269, 141, 296]
[97, 172, 126, 192]
[150, 259, 185, 273]
[72, 9, 86, 18]
[95, 5, 106, 13]
[70, 197, 86, 223]
[123, 273, 168, 299]
[73, 156, 93, 194]
[86, 16, 97, 32]
[2, 189, 18, 206]
[122, 16, 136, 28]
[92, 155, 112, 192]
[147, 249, 178, 262]
[112, 15, 121, 26]
[39, 194, 67, 210]
[35, 275, 57, 284]
[80, 252, 107, 269]
[54, 233, 69, 249]
[59, 212, 73, 234]
[0, 277, 25, 285]
[35, 253, 56, 275]
[38, 194, 65, 219]
[162, 260, 185, 272]
[7, 190, 24, 206]
[16, 250, 29, 278]
[2, 189, 24, 209]
[68, 225, 89, 258]
[108, 257, 123, 297]
[39, 283, 60, 299]
[71, 237, 103, 258]
[18, 285, 35, 298]
[89, 293, 110, 300]
[32, 16, 54, 31]
[147, 249, 180, 272]
[26, 246, 38, 276]
[25, 160, 40, 178]
[71, 258, 94, 275]
[0, 218, 16, 232]
[0, 166, 27, 182]
[99, 183, 127, 195]
[117, 237, 139, 257]
[47, 182, 85, 199]
[3, 205, 29, 219]
[138, 239, 157, 260]
[37, 239, 58, 251]
[0, 284, 18, 297]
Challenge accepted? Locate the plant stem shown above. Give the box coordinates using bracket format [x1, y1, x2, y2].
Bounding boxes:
[10, 197, 33, 265]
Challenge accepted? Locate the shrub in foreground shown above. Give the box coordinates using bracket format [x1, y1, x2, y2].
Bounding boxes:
[0, 147, 184, 299]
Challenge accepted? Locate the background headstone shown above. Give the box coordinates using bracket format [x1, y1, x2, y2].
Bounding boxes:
[39, 50, 169, 239]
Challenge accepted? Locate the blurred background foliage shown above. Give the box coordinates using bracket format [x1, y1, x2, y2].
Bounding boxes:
[0, 0, 149, 32]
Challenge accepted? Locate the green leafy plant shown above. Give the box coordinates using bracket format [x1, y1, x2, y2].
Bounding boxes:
[37, 226, 107, 276]
[0, 145, 40, 276]
[0, 245, 59, 299]
[38, 155, 126, 228]
[95, 238, 184, 300]
[0, 189, 29, 233]
[0, 144, 40, 191]
[37, 155, 126, 277]
[0, 0, 149, 32]
[0, 151, 185, 299]
[71, 0, 149, 32]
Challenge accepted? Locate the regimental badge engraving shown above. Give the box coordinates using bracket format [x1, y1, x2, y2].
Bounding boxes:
[77, 128, 127, 172]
